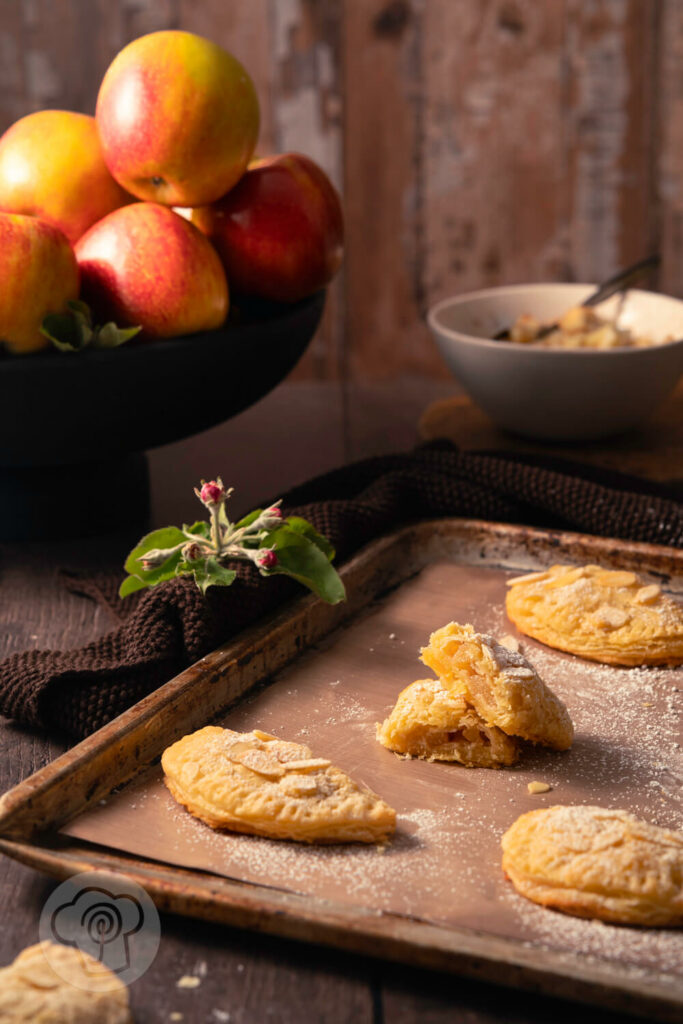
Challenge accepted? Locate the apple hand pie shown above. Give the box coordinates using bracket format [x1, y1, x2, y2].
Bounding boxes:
[162, 725, 396, 843]
[505, 564, 683, 666]
[0, 941, 132, 1023]
[419, 623, 573, 750]
[376, 678, 519, 767]
[502, 805, 683, 926]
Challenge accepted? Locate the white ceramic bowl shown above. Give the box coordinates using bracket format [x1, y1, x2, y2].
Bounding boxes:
[428, 283, 683, 441]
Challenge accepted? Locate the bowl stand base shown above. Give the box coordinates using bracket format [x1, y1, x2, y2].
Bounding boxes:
[0, 453, 150, 542]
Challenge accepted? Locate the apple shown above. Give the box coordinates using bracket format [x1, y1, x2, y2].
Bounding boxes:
[0, 213, 79, 355]
[189, 153, 344, 303]
[96, 30, 260, 207]
[75, 203, 228, 338]
[0, 110, 131, 244]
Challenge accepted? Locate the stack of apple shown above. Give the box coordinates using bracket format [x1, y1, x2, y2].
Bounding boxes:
[0, 30, 343, 355]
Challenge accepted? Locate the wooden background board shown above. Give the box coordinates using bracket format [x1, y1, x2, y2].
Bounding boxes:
[0, 0, 677, 382]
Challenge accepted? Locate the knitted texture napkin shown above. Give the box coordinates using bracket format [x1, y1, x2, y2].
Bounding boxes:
[1, 442, 681, 739]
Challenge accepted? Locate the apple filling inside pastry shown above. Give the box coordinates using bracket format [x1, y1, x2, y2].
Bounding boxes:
[376, 678, 519, 767]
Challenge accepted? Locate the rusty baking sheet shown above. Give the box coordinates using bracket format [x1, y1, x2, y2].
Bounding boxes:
[0, 520, 681, 1022]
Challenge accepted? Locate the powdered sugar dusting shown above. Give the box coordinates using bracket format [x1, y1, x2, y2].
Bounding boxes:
[63, 560, 683, 987]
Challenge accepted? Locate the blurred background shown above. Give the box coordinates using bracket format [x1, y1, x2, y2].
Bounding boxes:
[1, 0, 677, 512]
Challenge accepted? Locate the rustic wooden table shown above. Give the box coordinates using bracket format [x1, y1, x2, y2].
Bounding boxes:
[0, 379, 654, 1023]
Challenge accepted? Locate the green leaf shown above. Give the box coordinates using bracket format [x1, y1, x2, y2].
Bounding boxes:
[183, 520, 211, 539]
[40, 312, 92, 352]
[123, 527, 187, 576]
[119, 574, 148, 598]
[263, 526, 346, 604]
[41, 300, 140, 353]
[236, 508, 262, 529]
[192, 556, 237, 594]
[94, 322, 142, 348]
[67, 299, 93, 324]
[282, 517, 336, 561]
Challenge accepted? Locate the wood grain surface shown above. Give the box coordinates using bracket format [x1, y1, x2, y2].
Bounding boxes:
[0, 0, 676, 382]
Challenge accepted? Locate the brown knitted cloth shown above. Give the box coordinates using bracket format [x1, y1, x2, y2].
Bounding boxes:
[1, 442, 681, 740]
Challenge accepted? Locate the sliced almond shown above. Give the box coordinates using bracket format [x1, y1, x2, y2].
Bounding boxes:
[634, 584, 661, 605]
[527, 781, 551, 795]
[595, 606, 630, 630]
[596, 570, 637, 588]
[234, 749, 285, 778]
[546, 567, 587, 588]
[283, 758, 331, 772]
[268, 740, 309, 763]
[279, 774, 318, 797]
[253, 729, 277, 742]
[506, 570, 550, 587]
[503, 667, 535, 679]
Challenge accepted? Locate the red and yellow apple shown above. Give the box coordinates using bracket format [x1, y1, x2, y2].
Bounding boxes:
[189, 153, 344, 303]
[0, 213, 80, 355]
[96, 30, 260, 207]
[0, 110, 131, 244]
[75, 202, 228, 337]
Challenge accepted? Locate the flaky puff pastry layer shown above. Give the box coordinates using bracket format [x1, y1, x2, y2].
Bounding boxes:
[420, 623, 573, 750]
[376, 678, 519, 767]
[0, 941, 132, 1023]
[162, 726, 396, 844]
[502, 805, 683, 926]
[505, 564, 683, 667]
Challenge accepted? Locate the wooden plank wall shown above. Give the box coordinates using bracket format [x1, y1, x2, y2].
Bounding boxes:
[0, 0, 674, 380]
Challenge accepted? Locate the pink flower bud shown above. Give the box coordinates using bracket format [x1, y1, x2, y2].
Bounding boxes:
[200, 480, 225, 506]
[183, 542, 202, 561]
[267, 505, 283, 519]
[258, 549, 278, 569]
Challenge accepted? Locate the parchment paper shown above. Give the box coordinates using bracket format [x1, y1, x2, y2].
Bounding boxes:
[62, 562, 683, 981]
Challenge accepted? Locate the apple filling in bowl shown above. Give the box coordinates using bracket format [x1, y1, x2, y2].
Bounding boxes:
[510, 305, 661, 349]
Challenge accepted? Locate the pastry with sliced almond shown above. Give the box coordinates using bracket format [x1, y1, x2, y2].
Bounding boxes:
[0, 941, 132, 1023]
[505, 564, 683, 666]
[161, 726, 396, 843]
[376, 678, 519, 767]
[419, 623, 573, 751]
[502, 805, 683, 926]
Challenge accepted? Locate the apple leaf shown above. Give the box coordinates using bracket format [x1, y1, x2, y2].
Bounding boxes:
[283, 516, 336, 560]
[262, 525, 346, 604]
[41, 300, 140, 353]
[96, 322, 142, 348]
[41, 312, 93, 352]
[192, 557, 237, 594]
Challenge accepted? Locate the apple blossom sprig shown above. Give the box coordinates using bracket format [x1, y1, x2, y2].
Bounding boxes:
[119, 478, 346, 604]
[41, 299, 141, 352]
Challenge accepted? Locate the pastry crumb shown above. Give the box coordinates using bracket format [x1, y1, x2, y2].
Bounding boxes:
[499, 634, 520, 652]
[177, 975, 201, 989]
[527, 781, 552, 794]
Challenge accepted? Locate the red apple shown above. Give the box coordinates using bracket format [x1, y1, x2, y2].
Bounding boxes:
[0, 213, 79, 355]
[96, 30, 260, 207]
[75, 203, 228, 338]
[189, 153, 344, 303]
[0, 111, 131, 243]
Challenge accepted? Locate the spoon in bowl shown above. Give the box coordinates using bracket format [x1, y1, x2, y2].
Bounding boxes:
[493, 254, 661, 341]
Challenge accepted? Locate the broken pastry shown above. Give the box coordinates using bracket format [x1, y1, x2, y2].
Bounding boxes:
[0, 941, 132, 1023]
[505, 564, 683, 666]
[376, 678, 519, 767]
[162, 725, 396, 843]
[502, 805, 683, 926]
[420, 622, 574, 750]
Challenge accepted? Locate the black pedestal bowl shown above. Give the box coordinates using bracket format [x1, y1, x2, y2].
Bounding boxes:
[0, 291, 325, 540]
